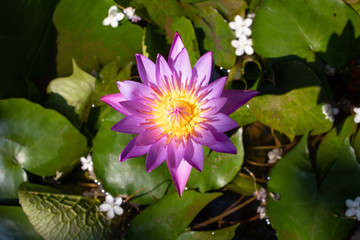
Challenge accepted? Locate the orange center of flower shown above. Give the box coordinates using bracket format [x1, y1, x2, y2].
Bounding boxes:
[147, 80, 207, 142]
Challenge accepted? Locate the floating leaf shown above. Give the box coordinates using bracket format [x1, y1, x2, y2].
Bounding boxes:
[316, 115, 357, 180]
[229, 104, 257, 127]
[53, 0, 142, 76]
[0, 98, 88, 185]
[18, 182, 114, 240]
[0, 206, 42, 240]
[248, 60, 332, 140]
[184, 4, 236, 69]
[128, 0, 184, 29]
[187, 128, 244, 192]
[252, 0, 360, 69]
[353, 127, 360, 162]
[267, 134, 360, 239]
[177, 223, 240, 240]
[92, 109, 171, 205]
[46, 60, 95, 125]
[126, 191, 222, 240]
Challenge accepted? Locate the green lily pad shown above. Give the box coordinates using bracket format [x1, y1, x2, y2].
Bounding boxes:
[266, 134, 360, 239]
[18, 182, 114, 240]
[316, 115, 358, 180]
[0, 205, 42, 240]
[177, 223, 240, 240]
[53, 0, 142, 76]
[46, 60, 95, 126]
[0, 98, 88, 194]
[248, 60, 332, 140]
[187, 128, 244, 192]
[252, 0, 360, 69]
[183, 4, 236, 69]
[229, 104, 257, 127]
[92, 109, 171, 205]
[126, 191, 222, 240]
[353, 127, 360, 162]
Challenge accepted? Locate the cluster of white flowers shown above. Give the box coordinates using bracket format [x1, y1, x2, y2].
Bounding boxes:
[354, 107, 360, 124]
[322, 103, 339, 122]
[103, 6, 141, 28]
[229, 14, 254, 56]
[267, 148, 282, 164]
[80, 154, 93, 172]
[99, 194, 124, 219]
[345, 197, 360, 221]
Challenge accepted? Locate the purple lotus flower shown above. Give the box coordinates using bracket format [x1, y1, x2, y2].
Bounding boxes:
[101, 33, 259, 196]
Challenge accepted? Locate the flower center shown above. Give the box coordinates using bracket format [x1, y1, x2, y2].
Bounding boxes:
[147, 83, 206, 142]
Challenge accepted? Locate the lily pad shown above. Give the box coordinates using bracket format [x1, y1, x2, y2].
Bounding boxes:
[353, 127, 360, 162]
[18, 182, 114, 240]
[183, 4, 236, 69]
[316, 115, 358, 180]
[187, 128, 244, 192]
[126, 191, 222, 240]
[248, 60, 333, 140]
[252, 0, 360, 69]
[177, 223, 240, 240]
[46, 60, 95, 126]
[266, 134, 360, 239]
[92, 109, 171, 205]
[0, 98, 88, 189]
[53, 0, 142, 76]
[0, 205, 42, 240]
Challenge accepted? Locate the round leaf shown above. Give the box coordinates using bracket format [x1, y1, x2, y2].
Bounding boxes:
[0, 98, 88, 182]
[46, 60, 95, 125]
[177, 223, 240, 240]
[248, 60, 332, 139]
[252, 0, 360, 69]
[53, 0, 143, 76]
[126, 191, 222, 240]
[267, 134, 360, 239]
[0, 206, 42, 240]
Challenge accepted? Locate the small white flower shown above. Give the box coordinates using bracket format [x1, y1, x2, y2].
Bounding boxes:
[345, 197, 360, 221]
[123, 7, 135, 19]
[257, 206, 266, 219]
[268, 148, 282, 164]
[99, 194, 124, 219]
[123, 6, 141, 23]
[103, 6, 125, 28]
[229, 15, 253, 38]
[354, 107, 360, 124]
[80, 154, 93, 172]
[324, 64, 336, 77]
[231, 34, 254, 56]
[322, 103, 339, 122]
[254, 187, 267, 204]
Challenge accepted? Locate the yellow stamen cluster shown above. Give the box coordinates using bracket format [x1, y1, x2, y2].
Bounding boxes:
[147, 79, 206, 142]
